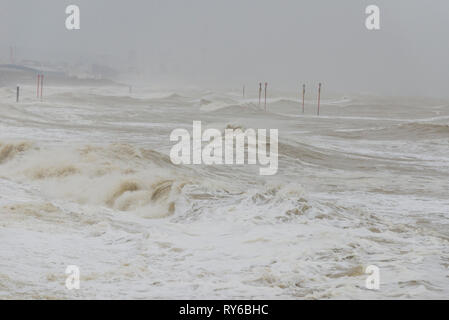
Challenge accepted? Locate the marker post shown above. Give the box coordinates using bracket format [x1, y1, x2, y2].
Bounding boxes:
[302, 84, 305, 114]
[40, 74, 44, 100]
[37, 74, 40, 98]
[264, 82, 268, 112]
[317, 83, 321, 116]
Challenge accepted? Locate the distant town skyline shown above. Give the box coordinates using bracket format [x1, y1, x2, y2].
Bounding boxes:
[1, 0, 449, 97]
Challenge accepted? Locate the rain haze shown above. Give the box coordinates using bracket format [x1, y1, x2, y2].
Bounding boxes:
[1, 0, 449, 96]
[1, 1, 449, 300]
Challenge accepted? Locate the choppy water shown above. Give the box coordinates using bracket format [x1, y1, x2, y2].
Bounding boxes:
[0, 85, 448, 299]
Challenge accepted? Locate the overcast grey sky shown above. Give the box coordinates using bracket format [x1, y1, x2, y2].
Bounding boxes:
[1, 0, 448, 97]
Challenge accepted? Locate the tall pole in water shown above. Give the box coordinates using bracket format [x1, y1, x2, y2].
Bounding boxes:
[243, 85, 245, 98]
[40, 74, 44, 101]
[16, 85, 19, 103]
[264, 82, 268, 112]
[37, 74, 40, 98]
[302, 84, 305, 114]
[258, 82, 262, 106]
[317, 82, 321, 116]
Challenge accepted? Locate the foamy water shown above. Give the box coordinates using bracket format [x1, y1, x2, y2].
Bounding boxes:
[0, 85, 448, 299]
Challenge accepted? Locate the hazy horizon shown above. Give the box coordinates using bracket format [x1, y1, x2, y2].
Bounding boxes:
[1, 1, 449, 301]
[1, 0, 448, 97]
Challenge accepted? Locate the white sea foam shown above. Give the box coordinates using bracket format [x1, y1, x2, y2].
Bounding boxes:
[0, 85, 448, 299]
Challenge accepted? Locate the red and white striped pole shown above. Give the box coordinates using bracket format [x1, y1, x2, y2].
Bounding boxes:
[264, 82, 268, 112]
[317, 82, 321, 116]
